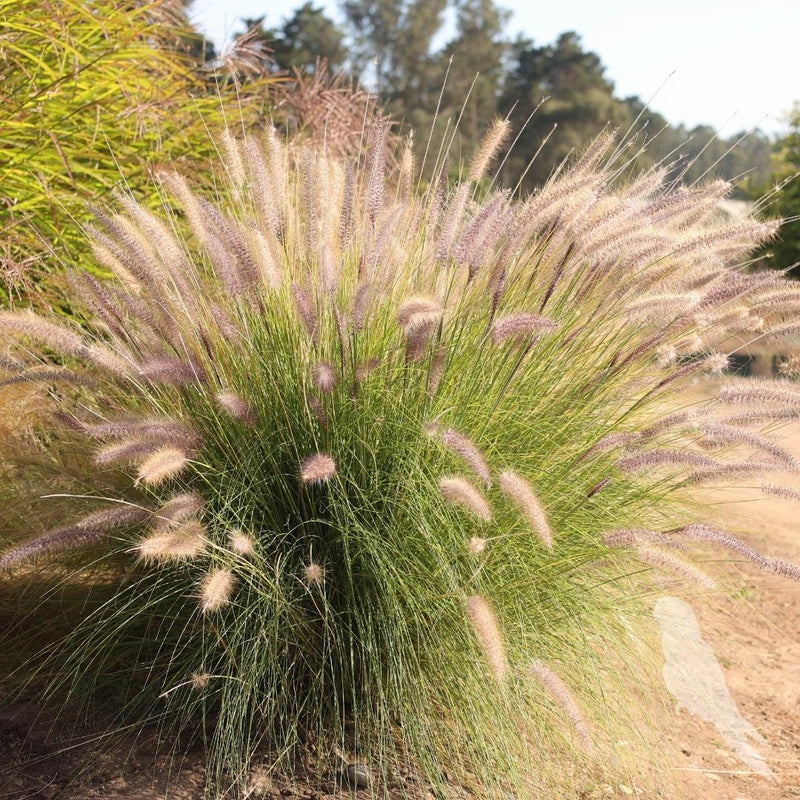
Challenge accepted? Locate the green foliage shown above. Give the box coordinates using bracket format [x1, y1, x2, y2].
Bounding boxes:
[759, 104, 800, 275]
[241, 4, 347, 73]
[0, 0, 273, 298]
[0, 127, 791, 797]
[501, 32, 630, 188]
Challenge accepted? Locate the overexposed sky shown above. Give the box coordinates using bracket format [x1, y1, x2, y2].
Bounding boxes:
[190, 0, 799, 136]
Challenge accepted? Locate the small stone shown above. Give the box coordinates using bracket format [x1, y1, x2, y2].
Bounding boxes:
[618, 786, 634, 796]
[345, 762, 371, 789]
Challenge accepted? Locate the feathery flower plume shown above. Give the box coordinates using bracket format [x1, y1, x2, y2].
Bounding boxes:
[300, 453, 337, 485]
[217, 391, 256, 425]
[0, 506, 151, 572]
[441, 429, 491, 486]
[339, 158, 355, 248]
[529, 660, 592, 751]
[399, 133, 415, 200]
[397, 297, 443, 335]
[469, 536, 487, 555]
[718, 382, 800, 407]
[658, 352, 729, 387]
[313, 361, 337, 394]
[303, 562, 325, 586]
[617, 448, 716, 474]
[636, 545, 716, 590]
[0, 310, 90, 355]
[291, 282, 318, 342]
[639, 410, 699, 439]
[603, 528, 683, 550]
[467, 119, 511, 183]
[95, 438, 159, 466]
[0, 311, 131, 375]
[766, 558, 800, 582]
[687, 460, 778, 485]
[491, 314, 558, 345]
[199, 568, 236, 613]
[191, 672, 211, 690]
[307, 393, 329, 429]
[675, 523, 766, 566]
[498, 471, 553, 549]
[437, 183, 471, 262]
[439, 476, 492, 522]
[138, 358, 204, 386]
[365, 118, 389, 222]
[210, 303, 242, 342]
[699, 424, 798, 468]
[351, 283, 373, 330]
[0, 368, 94, 389]
[136, 447, 189, 486]
[137, 519, 207, 562]
[229, 528, 255, 557]
[583, 432, 640, 459]
[156, 494, 204, 527]
[464, 594, 508, 681]
[655, 344, 678, 368]
[761, 483, 800, 503]
[778, 355, 800, 379]
[428, 347, 447, 396]
[84, 417, 200, 446]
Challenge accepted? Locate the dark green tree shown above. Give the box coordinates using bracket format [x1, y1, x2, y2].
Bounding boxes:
[761, 106, 800, 275]
[500, 32, 630, 189]
[240, 4, 346, 73]
[439, 0, 510, 149]
[340, 0, 447, 103]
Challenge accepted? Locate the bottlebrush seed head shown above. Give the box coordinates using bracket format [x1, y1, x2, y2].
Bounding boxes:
[491, 314, 558, 345]
[136, 447, 189, 486]
[300, 453, 337, 485]
[137, 519, 207, 562]
[441, 428, 491, 486]
[313, 361, 337, 394]
[228, 528, 255, 557]
[469, 536, 488, 555]
[217, 391, 255, 425]
[191, 672, 211, 689]
[303, 562, 325, 586]
[439, 476, 492, 522]
[397, 297, 443, 335]
[529, 660, 592, 752]
[199, 568, 236, 613]
[498, 470, 553, 549]
[464, 594, 508, 682]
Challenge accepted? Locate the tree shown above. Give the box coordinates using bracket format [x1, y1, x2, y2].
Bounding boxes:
[240, 4, 346, 73]
[340, 0, 447, 104]
[439, 0, 510, 148]
[761, 105, 800, 275]
[500, 32, 630, 189]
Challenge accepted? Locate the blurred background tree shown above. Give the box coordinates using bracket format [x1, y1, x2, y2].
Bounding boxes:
[233, 0, 775, 193]
[757, 104, 800, 275]
[241, 3, 347, 73]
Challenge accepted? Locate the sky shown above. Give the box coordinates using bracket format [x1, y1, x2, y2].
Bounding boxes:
[189, 0, 799, 137]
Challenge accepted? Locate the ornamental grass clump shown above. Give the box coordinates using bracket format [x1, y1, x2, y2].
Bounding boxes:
[4, 125, 800, 796]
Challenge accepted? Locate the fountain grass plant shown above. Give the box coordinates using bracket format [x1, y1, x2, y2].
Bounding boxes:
[3, 122, 800, 797]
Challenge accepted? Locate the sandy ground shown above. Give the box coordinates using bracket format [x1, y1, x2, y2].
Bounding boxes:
[1, 419, 799, 799]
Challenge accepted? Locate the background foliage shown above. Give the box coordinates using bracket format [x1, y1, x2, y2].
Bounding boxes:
[0, 0, 273, 301]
